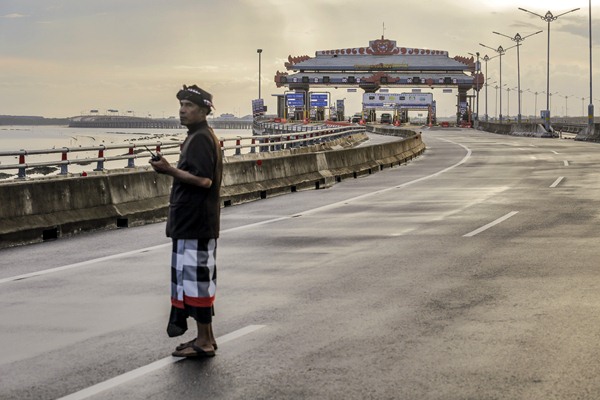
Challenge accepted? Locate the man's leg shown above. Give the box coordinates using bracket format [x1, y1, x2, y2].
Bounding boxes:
[172, 321, 215, 357]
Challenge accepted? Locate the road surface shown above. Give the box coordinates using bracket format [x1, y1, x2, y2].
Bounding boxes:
[2, 127, 600, 399]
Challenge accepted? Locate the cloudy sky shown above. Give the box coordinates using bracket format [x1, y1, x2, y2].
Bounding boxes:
[0, 0, 598, 118]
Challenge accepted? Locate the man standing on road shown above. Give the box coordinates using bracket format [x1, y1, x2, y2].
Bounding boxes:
[149, 84, 222, 358]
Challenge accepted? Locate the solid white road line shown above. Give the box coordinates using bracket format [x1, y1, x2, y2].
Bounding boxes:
[463, 211, 519, 237]
[56, 325, 266, 400]
[550, 177, 565, 188]
[1, 137, 472, 284]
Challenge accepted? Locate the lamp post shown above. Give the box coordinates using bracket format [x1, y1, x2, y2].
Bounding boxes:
[480, 43, 508, 122]
[492, 83, 499, 119]
[483, 55, 490, 121]
[506, 87, 511, 119]
[257, 49, 263, 100]
[519, 7, 580, 133]
[588, 0, 594, 131]
[560, 94, 570, 117]
[493, 30, 543, 124]
[468, 52, 481, 120]
[526, 89, 539, 120]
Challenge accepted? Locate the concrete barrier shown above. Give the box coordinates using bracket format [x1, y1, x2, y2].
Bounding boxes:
[0, 132, 425, 248]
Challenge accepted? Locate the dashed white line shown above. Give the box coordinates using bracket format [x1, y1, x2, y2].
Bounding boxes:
[550, 177, 565, 188]
[56, 325, 266, 400]
[463, 211, 519, 237]
[563, 160, 569, 167]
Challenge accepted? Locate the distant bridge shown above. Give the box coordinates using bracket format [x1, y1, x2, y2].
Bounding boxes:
[68, 115, 253, 129]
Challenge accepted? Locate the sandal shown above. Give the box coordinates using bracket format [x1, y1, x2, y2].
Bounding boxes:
[176, 338, 218, 351]
[172, 343, 215, 358]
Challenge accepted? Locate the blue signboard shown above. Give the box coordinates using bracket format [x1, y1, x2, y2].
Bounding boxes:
[286, 93, 305, 107]
[310, 93, 328, 107]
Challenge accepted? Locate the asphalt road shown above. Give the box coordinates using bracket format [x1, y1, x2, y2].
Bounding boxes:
[2, 127, 600, 399]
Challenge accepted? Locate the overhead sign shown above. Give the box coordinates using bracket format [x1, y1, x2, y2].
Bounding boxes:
[362, 92, 433, 109]
[286, 93, 305, 107]
[310, 93, 328, 107]
[252, 99, 265, 116]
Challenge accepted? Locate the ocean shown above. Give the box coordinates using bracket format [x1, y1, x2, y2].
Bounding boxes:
[0, 125, 252, 180]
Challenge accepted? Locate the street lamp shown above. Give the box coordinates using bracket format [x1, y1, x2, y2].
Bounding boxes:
[506, 87, 511, 119]
[493, 30, 543, 124]
[483, 55, 490, 121]
[588, 0, 594, 130]
[480, 43, 516, 123]
[468, 52, 481, 120]
[519, 7, 580, 133]
[491, 82, 498, 119]
[526, 89, 539, 120]
[559, 94, 570, 117]
[257, 49, 263, 100]
[543, 91, 558, 115]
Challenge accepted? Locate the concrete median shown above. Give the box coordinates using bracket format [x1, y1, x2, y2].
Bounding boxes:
[0, 131, 425, 248]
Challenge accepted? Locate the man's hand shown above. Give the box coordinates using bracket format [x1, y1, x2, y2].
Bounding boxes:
[149, 154, 212, 188]
[149, 153, 171, 174]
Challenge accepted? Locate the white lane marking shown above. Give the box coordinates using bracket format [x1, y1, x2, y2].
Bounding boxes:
[463, 211, 519, 237]
[550, 177, 565, 188]
[552, 150, 559, 155]
[563, 160, 569, 167]
[56, 325, 265, 400]
[0, 243, 170, 284]
[1, 137, 471, 284]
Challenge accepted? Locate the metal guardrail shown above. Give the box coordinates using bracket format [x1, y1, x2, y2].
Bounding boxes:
[0, 123, 365, 179]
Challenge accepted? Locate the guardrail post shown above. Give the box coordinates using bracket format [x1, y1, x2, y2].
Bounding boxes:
[95, 147, 105, 171]
[60, 149, 68, 175]
[17, 153, 26, 179]
[235, 137, 241, 156]
[126, 146, 135, 168]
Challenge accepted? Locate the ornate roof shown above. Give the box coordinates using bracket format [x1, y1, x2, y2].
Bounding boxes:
[283, 37, 469, 72]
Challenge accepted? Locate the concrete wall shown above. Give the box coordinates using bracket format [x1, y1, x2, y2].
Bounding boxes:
[0, 132, 425, 248]
[477, 121, 547, 136]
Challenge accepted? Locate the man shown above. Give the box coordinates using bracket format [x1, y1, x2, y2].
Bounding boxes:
[150, 84, 222, 358]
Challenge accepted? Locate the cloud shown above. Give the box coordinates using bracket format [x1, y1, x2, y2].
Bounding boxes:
[1, 13, 27, 18]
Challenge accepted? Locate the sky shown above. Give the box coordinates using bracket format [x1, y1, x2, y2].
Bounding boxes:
[1, 0, 599, 119]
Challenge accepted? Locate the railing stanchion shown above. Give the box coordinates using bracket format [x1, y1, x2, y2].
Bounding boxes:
[60, 149, 68, 175]
[235, 137, 241, 156]
[95, 147, 105, 171]
[126, 146, 135, 168]
[17, 153, 26, 179]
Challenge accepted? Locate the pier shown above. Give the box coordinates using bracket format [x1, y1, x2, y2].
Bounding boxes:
[68, 115, 253, 129]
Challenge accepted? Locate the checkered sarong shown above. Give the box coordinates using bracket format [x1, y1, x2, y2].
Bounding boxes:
[171, 238, 217, 311]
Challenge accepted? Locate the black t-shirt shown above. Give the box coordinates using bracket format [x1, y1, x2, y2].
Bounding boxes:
[166, 121, 222, 239]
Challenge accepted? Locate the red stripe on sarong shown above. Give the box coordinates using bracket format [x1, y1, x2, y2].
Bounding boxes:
[171, 296, 215, 308]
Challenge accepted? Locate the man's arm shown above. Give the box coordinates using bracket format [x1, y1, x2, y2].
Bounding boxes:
[149, 156, 212, 188]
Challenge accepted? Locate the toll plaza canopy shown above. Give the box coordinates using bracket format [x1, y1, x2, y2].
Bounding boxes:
[274, 36, 483, 120]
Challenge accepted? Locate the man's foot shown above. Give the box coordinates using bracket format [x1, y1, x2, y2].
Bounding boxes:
[176, 337, 217, 351]
[172, 343, 215, 358]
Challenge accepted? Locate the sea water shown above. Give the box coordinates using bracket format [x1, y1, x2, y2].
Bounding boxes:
[0, 125, 251, 180]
